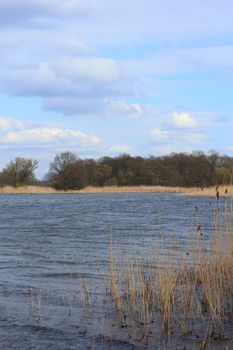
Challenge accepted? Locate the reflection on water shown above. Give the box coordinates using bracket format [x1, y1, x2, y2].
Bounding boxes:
[0, 193, 230, 349]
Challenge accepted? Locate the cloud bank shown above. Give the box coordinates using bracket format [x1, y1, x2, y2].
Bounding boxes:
[0, 116, 101, 151]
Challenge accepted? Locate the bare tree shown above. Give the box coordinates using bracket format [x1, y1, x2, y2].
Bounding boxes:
[46, 152, 86, 190]
[0, 157, 39, 187]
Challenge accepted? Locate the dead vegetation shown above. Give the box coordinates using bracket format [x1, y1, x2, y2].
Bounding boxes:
[0, 184, 232, 196]
[108, 206, 233, 346]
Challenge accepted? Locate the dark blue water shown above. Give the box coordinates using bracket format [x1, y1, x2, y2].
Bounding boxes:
[0, 193, 229, 349]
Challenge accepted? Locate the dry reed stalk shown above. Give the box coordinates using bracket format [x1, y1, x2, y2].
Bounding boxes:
[155, 263, 178, 331]
[134, 259, 152, 341]
[29, 288, 42, 320]
[1, 184, 232, 196]
[80, 281, 90, 306]
[109, 244, 123, 316]
[180, 271, 196, 331]
[108, 205, 233, 344]
[0, 185, 59, 194]
[79, 185, 233, 196]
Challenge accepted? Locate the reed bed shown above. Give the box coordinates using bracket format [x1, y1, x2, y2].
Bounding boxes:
[79, 185, 233, 196]
[0, 185, 59, 194]
[107, 206, 233, 346]
[80, 184, 233, 197]
[1, 184, 232, 196]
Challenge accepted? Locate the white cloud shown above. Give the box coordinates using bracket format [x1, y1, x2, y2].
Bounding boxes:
[44, 98, 153, 118]
[150, 126, 205, 147]
[51, 38, 93, 57]
[1, 127, 101, 147]
[0, 0, 231, 163]
[109, 145, 131, 153]
[1, 2, 233, 118]
[171, 112, 198, 128]
[151, 128, 170, 140]
[0, 58, 135, 115]
[0, 57, 133, 97]
[150, 120, 205, 152]
[106, 100, 153, 119]
[0, 117, 23, 131]
[1, 0, 232, 44]
[53, 57, 123, 82]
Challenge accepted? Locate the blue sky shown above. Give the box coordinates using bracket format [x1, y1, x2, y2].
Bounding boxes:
[0, 0, 233, 177]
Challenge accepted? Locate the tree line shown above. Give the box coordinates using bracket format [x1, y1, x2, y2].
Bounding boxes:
[0, 151, 233, 190]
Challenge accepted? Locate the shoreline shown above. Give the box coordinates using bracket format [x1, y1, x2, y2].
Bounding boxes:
[0, 184, 232, 197]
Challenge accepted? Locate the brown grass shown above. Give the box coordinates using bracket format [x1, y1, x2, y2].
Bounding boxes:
[0, 185, 59, 194]
[108, 207, 233, 344]
[0, 184, 232, 196]
[79, 185, 233, 196]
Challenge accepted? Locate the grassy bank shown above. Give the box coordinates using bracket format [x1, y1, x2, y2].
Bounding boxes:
[0, 184, 232, 196]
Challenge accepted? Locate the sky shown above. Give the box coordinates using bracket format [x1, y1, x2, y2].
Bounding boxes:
[0, 0, 233, 177]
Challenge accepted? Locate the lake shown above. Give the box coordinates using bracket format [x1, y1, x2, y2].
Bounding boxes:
[0, 193, 229, 349]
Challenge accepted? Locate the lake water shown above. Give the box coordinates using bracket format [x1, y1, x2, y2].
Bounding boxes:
[0, 193, 230, 349]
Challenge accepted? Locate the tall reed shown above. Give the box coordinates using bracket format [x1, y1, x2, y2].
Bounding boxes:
[108, 204, 233, 345]
[0, 184, 232, 196]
